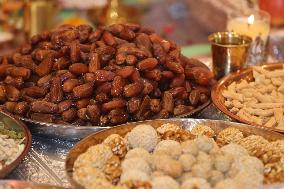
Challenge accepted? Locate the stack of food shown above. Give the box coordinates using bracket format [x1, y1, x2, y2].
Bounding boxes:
[0, 122, 25, 170]
[0, 23, 213, 126]
[222, 66, 284, 130]
[72, 123, 284, 189]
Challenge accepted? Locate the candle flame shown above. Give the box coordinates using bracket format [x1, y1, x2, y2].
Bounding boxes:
[248, 14, 254, 25]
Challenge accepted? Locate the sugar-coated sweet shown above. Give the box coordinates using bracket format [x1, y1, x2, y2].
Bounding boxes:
[121, 157, 151, 174]
[221, 143, 248, 158]
[154, 140, 182, 159]
[195, 136, 214, 153]
[127, 124, 158, 152]
[179, 154, 196, 171]
[214, 179, 240, 189]
[125, 148, 151, 163]
[181, 140, 198, 156]
[151, 176, 180, 189]
[214, 153, 233, 173]
[181, 177, 211, 189]
[120, 170, 150, 183]
[156, 123, 182, 134]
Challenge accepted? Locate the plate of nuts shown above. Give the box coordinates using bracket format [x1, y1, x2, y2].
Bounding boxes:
[66, 118, 284, 189]
[0, 111, 31, 178]
[0, 23, 213, 139]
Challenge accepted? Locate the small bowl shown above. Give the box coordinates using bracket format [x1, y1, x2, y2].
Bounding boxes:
[0, 111, 32, 178]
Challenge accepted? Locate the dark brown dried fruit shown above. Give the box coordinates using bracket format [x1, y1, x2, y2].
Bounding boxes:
[63, 79, 81, 93]
[124, 82, 143, 97]
[31, 101, 58, 113]
[94, 70, 116, 82]
[5, 85, 20, 102]
[24, 86, 46, 98]
[35, 55, 54, 76]
[73, 83, 94, 98]
[89, 52, 101, 72]
[162, 91, 174, 113]
[137, 58, 158, 71]
[62, 108, 77, 122]
[31, 113, 54, 123]
[111, 76, 125, 97]
[58, 100, 73, 113]
[69, 63, 88, 75]
[14, 102, 29, 115]
[102, 99, 126, 112]
[116, 66, 135, 78]
[127, 97, 141, 114]
[50, 77, 63, 103]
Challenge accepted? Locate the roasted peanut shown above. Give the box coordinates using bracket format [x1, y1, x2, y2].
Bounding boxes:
[31, 101, 58, 113]
[73, 83, 94, 98]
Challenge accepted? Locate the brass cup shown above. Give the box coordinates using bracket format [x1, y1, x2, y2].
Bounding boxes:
[208, 32, 252, 79]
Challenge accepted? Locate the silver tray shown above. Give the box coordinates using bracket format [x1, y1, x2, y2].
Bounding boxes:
[10, 100, 211, 141]
[65, 118, 284, 188]
[0, 180, 68, 189]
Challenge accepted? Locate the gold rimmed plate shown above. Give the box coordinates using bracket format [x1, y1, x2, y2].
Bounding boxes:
[212, 62, 284, 133]
[65, 118, 284, 188]
[0, 111, 32, 178]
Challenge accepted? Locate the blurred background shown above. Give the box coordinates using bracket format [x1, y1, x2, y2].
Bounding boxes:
[0, 0, 284, 60]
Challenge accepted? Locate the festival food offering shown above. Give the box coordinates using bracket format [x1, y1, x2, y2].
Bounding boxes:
[0, 23, 213, 126]
[71, 123, 284, 189]
[0, 122, 25, 171]
[222, 65, 284, 130]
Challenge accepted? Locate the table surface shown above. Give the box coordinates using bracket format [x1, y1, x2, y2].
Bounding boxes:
[5, 103, 232, 187]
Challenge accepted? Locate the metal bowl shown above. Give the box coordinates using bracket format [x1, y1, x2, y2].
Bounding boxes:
[8, 100, 210, 141]
[65, 118, 284, 188]
[0, 112, 32, 178]
[0, 180, 68, 189]
[212, 62, 284, 133]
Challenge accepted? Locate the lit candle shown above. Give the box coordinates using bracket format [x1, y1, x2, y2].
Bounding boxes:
[227, 9, 271, 65]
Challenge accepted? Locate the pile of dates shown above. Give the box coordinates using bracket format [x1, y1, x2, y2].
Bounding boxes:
[0, 23, 213, 126]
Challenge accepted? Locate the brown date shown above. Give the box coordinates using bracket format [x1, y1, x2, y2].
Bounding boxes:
[5, 85, 20, 102]
[58, 100, 73, 113]
[76, 98, 90, 109]
[162, 91, 174, 113]
[69, 63, 88, 75]
[8, 67, 31, 80]
[95, 82, 111, 94]
[189, 89, 200, 105]
[102, 31, 117, 46]
[62, 108, 77, 122]
[14, 102, 29, 115]
[86, 105, 101, 123]
[170, 74, 185, 88]
[94, 70, 116, 82]
[63, 79, 81, 93]
[137, 58, 158, 71]
[4, 76, 23, 88]
[108, 109, 128, 125]
[144, 69, 162, 81]
[50, 77, 63, 103]
[126, 55, 137, 65]
[89, 52, 101, 72]
[4, 101, 17, 113]
[77, 108, 88, 121]
[102, 99, 126, 112]
[124, 82, 143, 97]
[165, 61, 184, 74]
[31, 113, 54, 123]
[35, 55, 54, 76]
[111, 76, 125, 97]
[115, 66, 135, 78]
[24, 86, 46, 98]
[127, 97, 141, 113]
[31, 101, 58, 113]
[84, 73, 96, 83]
[73, 83, 94, 98]
[150, 99, 161, 113]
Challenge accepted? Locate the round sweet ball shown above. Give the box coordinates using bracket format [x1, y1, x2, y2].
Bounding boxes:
[181, 140, 199, 156]
[209, 170, 224, 186]
[154, 140, 182, 159]
[121, 157, 151, 174]
[191, 124, 215, 138]
[214, 153, 233, 173]
[151, 176, 180, 189]
[181, 177, 211, 189]
[238, 135, 269, 154]
[178, 172, 193, 183]
[104, 134, 124, 145]
[156, 123, 182, 135]
[221, 143, 248, 158]
[191, 163, 212, 179]
[234, 170, 263, 189]
[229, 156, 264, 177]
[195, 136, 214, 153]
[151, 171, 165, 178]
[216, 127, 244, 146]
[127, 124, 158, 152]
[214, 179, 240, 189]
[73, 166, 105, 187]
[197, 151, 212, 166]
[125, 148, 151, 163]
[179, 154, 196, 171]
[120, 169, 150, 183]
[74, 144, 112, 170]
[86, 178, 115, 189]
[152, 154, 183, 178]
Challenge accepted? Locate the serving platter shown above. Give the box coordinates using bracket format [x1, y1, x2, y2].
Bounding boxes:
[8, 100, 210, 140]
[0, 180, 68, 189]
[65, 118, 284, 188]
[0, 112, 32, 178]
[211, 62, 284, 133]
